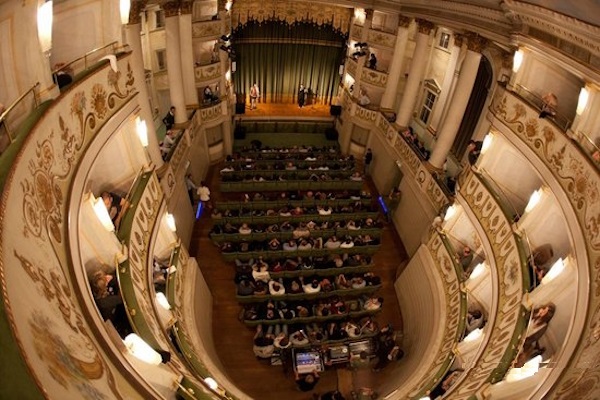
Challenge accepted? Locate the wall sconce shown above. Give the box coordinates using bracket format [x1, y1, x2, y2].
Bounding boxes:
[37, 0, 53, 56]
[444, 204, 457, 221]
[120, 0, 131, 25]
[123, 333, 162, 365]
[93, 197, 115, 232]
[136, 116, 148, 147]
[480, 133, 493, 155]
[512, 49, 524, 73]
[524, 188, 543, 213]
[469, 262, 486, 280]
[166, 213, 176, 232]
[155, 292, 171, 310]
[225, 1, 232, 12]
[576, 87, 589, 115]
[505, 355, 542, 382]
[463, 327, 483, 342]
[541, 257, 566, 285]
[231, 61, 236, 73]
[204, 377, 219, 390]
[354, 8, 366, 23]
[168, 265, 177, 274]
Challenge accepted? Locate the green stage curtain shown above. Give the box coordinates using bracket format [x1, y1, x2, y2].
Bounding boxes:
[232, 18, 347, 105]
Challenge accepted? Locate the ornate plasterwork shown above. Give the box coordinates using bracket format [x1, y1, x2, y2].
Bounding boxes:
[448, 169, 527, 399]
[361, 68, 388, 88]
[194, 62, 222, 82]
[230, 0, 353, 33]
[192, 20, 223, 38]
[401, 233, 464, 399]
[505, 0, 600, 56]
[345, 57, 358, 77]
[490, 86, 600, 399]
[416, 18, 435, 35]
[200, 102, 225, 123]
[0, 56, 136, 398]
[368, 29, 397, 49]
[169, 130, 191, 178]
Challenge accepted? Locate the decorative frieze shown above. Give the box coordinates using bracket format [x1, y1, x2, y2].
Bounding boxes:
[192, 20, 223, 38]
[465, 32, 488, 53]
[416, 18, 435, 35]
[194, 62, 222, 82]
[361, 67, 388, 88]
[163, 1, 180, 18]
[367, 28, 397, 49]
[128, 0, 147, 25]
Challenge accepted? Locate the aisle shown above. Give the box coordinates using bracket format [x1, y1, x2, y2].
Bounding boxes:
[188, 164, 408, 399]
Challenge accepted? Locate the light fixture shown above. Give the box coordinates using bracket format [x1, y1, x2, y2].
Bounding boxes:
[512, 49, 524, 73]
[444, 204, 457, 221]
[480, 133, 493, 155]
[166, 213, 176, 232]
[124, 333, 162, 365]
[225, 70, 231, 81]
[37, 0, 53, 55]
[231, 61, 236, 73]
[93, 197, 115, 232]
[576, 87, 589, 115]
[136, 116, 148, 147]
[168, 265, 177, 274]
[469, 263, 486, 280]
[120, 0, 131, 25]
[155, 292, 171, 310]
[463, 327, 483, 342]
[225, 1, 232, 11]
[524, 188, 543, 213]
[204, 377, 219, 390]
[505, 355, 542, 382]
[541, 258, 566, 284]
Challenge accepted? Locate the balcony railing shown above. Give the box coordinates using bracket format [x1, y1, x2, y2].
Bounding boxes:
[192, 19, 224, 39]
[194, 61, 222, 83]
[512, 84, 572, 132]
[0, 82, 42, 154]
[52, 41, 125, 89]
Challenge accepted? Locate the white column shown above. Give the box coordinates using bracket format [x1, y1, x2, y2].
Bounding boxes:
[428, 34, 461, 133]
[126, 20, 164, 168]
[395, 19, 434, 127]
[179, 2, 198, 107]
[380, 17, 411, 110]
[164, 3, 187, 124]
[429, 35, 486, 169]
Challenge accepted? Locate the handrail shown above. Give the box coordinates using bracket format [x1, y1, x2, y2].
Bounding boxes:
[0, 82, 40, 145]
[237, 284, 381, 303]
[221, 244, 381, 262]
[52, 41, 121, 76]
[513, 84, 572, 131]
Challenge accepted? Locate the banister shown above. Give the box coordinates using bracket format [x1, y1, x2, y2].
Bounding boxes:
[0, 82, 41, 144]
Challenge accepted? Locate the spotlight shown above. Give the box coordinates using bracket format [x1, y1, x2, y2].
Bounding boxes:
[221, 34, 231, 42]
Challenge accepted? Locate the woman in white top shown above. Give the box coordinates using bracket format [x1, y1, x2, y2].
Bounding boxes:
[301, 278, 321, 294]
[268, 279, 286, 296]
[196, 181, 211, 204]
[324, 236, 341, 249]
[340, 237, 355, 249]
[238, 223, 252, 235]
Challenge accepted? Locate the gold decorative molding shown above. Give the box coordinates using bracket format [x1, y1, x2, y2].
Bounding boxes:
[367, 29, 397, 49]
[162, 1, 180, 18]
[490, 85, 600, 399]
[398, 15, 412, 28]
[192, 20, 223, 38]
[231, 0, 353, 33]
[465, 32, 488, 53]
[361, 68, 388, 88]
[194, 62, 222, 82]
[416, 18, 435, 35]
[128, 0, 147, 25]
[180, 1, 193, 15]
[0, 56, 136, 399]
[454, 33, 465, 48]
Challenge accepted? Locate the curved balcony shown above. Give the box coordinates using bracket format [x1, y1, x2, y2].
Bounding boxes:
[445, 168, 529, 398]
[489, 84, 599, 398]
[367, 28, 397, 49]
[194, 62, 222, 83]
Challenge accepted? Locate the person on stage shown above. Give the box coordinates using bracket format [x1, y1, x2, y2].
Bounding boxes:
[298, 84, 306, 108]
[250, 83, 260, 110]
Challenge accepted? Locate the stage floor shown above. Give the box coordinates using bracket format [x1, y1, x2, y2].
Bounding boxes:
[238, 101, 333, 119]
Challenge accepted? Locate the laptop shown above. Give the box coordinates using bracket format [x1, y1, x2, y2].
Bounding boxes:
[295, 351, 323, 374]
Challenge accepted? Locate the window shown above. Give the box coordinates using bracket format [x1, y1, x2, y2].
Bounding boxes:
[155, 10, 165, 29]
[156, 49, 167, 71]
[419, 91, 437, 124]
[439, 32, 450, 49]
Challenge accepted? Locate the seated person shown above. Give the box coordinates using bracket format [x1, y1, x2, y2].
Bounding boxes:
[90, 270, 129, 336]
[301, 277, 321, 294]
[344, 321, 362, 338]
[465, 309, 484, 334]
[237, 279, 256, 296]
[320, 277, 334, 292]
[253, 325, 275, 359]
[288, 279, 303, 294]
[101, 191, 129, 229]
[317, 205, 333, 216]
[324, 236, 341, 249]
[350, 172, 363, 181]
[253, 281, 268, 295]
[238, 222, 252, 235]
[268, 279, 286, 296]
[295, 370, 320, 392]
[296, 304, 311, 318]
[293, 224, 311, 239]
[524, 303, 556, 348]
[336, 274, 352, 289]
[297, 239, 312, 251]
[363, 296, 383, 310]
[268, 238, 281, 251]
[351, 276, 367, 289]
[283, 239, 298, 252]
[327, 322, 348, 340]
[340, 237, 355, 249]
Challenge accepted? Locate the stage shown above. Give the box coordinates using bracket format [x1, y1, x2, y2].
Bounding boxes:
[236, 101, 334, 119]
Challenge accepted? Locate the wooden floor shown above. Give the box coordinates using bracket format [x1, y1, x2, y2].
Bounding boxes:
[189, 165, 409, 399]
[237, 101, 333, 119]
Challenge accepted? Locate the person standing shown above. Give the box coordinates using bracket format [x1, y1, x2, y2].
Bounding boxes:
[364, 148, 373, 175]
[250, 83, 260, 110]
[196, 181, 211, 209]
[162, 106, 175, 130]
[368, 53, 377, 70]
[298, 84, 306, 108]
[185, 174, 197, 205]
